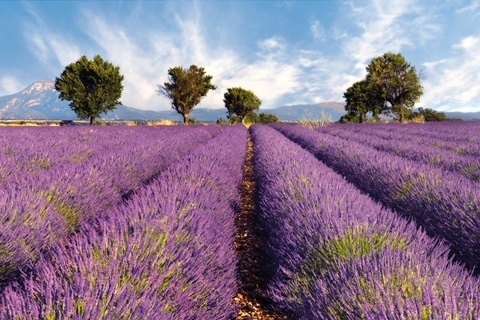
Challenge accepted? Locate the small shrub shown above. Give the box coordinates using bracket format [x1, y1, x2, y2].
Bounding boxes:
[146, 119, 175, 126]
[216, 118, 229, 124]
[299, 110, 332, 129]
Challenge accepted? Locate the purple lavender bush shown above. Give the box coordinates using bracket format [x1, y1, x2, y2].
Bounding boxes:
[0, 125, 247, 319]
[320, 121, 480, 157]
[0, 125, 221, 285]
[251, 124, 480, 319]
[273, 123, 480, 272]
[319, 123, 480, 182]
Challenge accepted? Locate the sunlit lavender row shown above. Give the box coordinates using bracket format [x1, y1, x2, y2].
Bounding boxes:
[319, 124, 480, 182]
[251, 124, 480, 319]
[0, 125, 247, 319]
[273, 123, 480, 272]
[0, 125, 222, 284]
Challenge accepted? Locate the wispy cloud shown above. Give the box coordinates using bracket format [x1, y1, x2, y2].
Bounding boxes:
[204, 37, 302, 109]
[258, 37, 286, 51]
[0, 76, 24, 96]
[21, 3, 81, 72]
[309, 20, 326, 41]
[456, 0, 480, 14]
[343, 0, 422, 73]
[422, 35, 480, 112]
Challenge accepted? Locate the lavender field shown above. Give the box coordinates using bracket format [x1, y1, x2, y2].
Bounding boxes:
[0, 122, 479, 319]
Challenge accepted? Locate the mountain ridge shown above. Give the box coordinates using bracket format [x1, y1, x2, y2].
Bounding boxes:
[1, 79, 478, 121]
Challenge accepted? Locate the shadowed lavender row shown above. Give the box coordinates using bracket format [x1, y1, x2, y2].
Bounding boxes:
[0, 124, 247, 319]
[320, 124, 480, 182]
[0, 125, 222, 284]
[273, 123, 480, 272]
[251, 124, 480, 319]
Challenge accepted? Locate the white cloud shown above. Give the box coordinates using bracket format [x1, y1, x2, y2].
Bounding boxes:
[201, 36, 303, 110]
[456, 0, 480, 14]
[258, 37, 286, 51]
[289, 49, 351, 103]
[310, 20, 325, 41]
[421, 35, 480, 112]
[82, 15, 175, 108]
[206, 55, 301, 109]
[423, 59, 447, 70]
[0, 77, 24, 96]
[21, 5, 81, 72]
[454, 36, 480, 50]
[344, 0, 416, 71]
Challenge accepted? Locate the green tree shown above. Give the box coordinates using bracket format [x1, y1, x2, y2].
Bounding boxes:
[223, 87, 262, 124]
[55, 55, 124, 125]
[343, 79, 382, 123]
[216, 118, 229, 124]
[415, 107, 447, 121]
[366, 52, 423, 122]
[158, 65, 216, 124]
[227, 112, 278, 125]
[339, 111, 360, 123]
[257, 112, 278, 124]
[245, 112, 259, 124]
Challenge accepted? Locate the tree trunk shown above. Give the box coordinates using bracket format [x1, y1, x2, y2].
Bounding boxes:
[399, 106, 405, 123]
[183, 113, 189, 125]
[90, 117, 95, 125]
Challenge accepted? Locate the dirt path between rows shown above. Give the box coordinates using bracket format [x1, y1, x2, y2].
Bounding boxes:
[234, 133, 289, 320]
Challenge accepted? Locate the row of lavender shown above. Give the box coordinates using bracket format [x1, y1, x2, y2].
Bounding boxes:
[318, 123, 480, 182]
[251, 124, 480, 319]
[0, 125, 247, 319]
[329, 121, 480, 157]
[0, 126, 222, 284]
[273, 123, 480, 273]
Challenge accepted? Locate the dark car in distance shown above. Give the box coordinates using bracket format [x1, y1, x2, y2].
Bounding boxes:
[59, 120, 75, 126]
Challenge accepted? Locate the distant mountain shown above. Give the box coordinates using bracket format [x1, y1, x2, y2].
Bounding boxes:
[2, 79, 478, 122]
[0, 79, 167, 121]
[0, 79, 71, 119]
[189, 103, 347, 122]
[266, 102, 346, 121]
[443, 111, 480, 120]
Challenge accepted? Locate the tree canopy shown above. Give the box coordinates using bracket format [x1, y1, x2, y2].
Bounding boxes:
[223, 87, 262, 124]
[257, 112, 279, 124]
[366, 52, 423, 122]
[158, 65, 216, 124]
[342, 52, 423, 123]
[55, 55, 124, 125]
[343, 79, 382, 123]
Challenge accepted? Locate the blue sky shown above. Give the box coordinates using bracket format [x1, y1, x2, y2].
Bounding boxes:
[1, 0, 479, 113]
